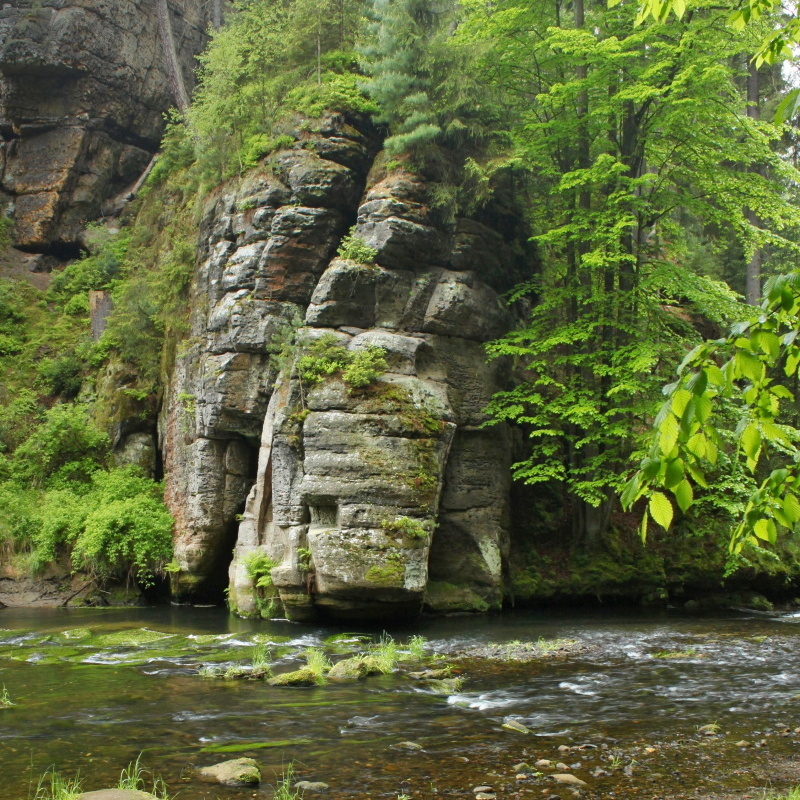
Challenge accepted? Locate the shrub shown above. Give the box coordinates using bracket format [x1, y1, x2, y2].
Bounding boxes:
[11, 404, 109, 487]
[38, 355, 84, 398]
[381, 516, 430, 540]
[336, 228, 378, 264]
[296, 334, 386, 393]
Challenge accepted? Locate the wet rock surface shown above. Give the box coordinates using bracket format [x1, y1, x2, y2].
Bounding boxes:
[0, 0, 213, 253]
[198, 757, 261, 785]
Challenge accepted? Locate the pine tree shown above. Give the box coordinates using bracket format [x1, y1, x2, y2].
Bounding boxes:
[359, 0, 445, 155]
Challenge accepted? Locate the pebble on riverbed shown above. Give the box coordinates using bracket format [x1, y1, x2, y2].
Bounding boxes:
[552, 774, 587, 787]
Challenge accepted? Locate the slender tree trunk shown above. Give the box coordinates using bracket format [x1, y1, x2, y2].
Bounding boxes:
[746, 61, 761, 305]
[211, 0, 223, 30]
[156, 0, 190, 114]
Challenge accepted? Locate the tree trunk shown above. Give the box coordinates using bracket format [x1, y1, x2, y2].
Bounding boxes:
[211, 0, 223, 30]
[746, 60, 761, 305]
[156, 0, 190, 114]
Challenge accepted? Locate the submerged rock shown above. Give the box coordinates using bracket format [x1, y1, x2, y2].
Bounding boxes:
[198, 757, 261, 786]
[502, 719, 531, 734]
[294, 781, 330, 793]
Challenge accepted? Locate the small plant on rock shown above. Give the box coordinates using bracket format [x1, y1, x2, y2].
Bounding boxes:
[382, 516, 431, 540]
[336, 227, 378, 265]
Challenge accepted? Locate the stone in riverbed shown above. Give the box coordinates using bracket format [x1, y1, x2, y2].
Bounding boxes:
[198, 757, 261, 785]
[502, 719, 531, 734]
[397, 741, 424, 751]
[552, 774, 587, 787]
[294, 781, 330, 793]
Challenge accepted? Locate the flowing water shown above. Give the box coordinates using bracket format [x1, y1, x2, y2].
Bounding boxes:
[1, 606, 799, 799]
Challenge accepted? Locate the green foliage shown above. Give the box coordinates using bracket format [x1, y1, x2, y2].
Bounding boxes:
[407, 634, 427, 660]
[287, 70, 377, 118]
[33, 769, 82, 800]
[179, 0, 368, 182]
[37, 355, 84, 399]
[624, 271, 800, 556]
[296, 334, 386, 393]
[381, 515, 431, 540]
[336, 227, 378, 264]
[360, 0, 444, 155]
[342, 347, 388, 389]
[243, 552, 278, 588]
[117, 755, 169, 799]
[47, 226, 130, 307]
[304, 647, 332, 682]
[272, 763, 303, 800]
[243, 551, 280, 618]
[468, 0, 800, 540]
[297, 547, 313, 571]
[11, 404, 109, 487]
[368, 632, 399, 673]
[0, 215, 14, 248]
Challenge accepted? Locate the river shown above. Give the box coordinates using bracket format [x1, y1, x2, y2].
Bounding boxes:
[0, 606, 799, 799]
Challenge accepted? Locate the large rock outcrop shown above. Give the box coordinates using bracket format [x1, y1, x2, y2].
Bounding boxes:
[161, 113, 533, 619]
[0, 0, 211, 254]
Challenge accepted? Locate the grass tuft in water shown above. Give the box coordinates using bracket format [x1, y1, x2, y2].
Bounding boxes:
[304, 647, 332, 683]
[272, 762, 304, 800]
[118, 754, 170, 799]
[33, 769, 82, 800]
[251, 643, 273, 677]
[0, 684, 14, 707]
[406, 634, 427, 660]
[368, 632, 399, 673]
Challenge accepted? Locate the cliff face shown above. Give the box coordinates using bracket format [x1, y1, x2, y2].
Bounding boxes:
[0, 0, 210, 255]
[161, 113, 532, 620]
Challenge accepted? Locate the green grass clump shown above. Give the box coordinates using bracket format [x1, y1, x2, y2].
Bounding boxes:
[336, 227, 379, 265]
[33, 769, 82, 800]
[296, 334, 386, 393]
[118, 754, 169, 799]
[304, 647, 332, 684]
[369, 633, 399, 673]
[272, 762, 303, 800]
[0, 684, 13, 707]
[407, 634, 427, 660]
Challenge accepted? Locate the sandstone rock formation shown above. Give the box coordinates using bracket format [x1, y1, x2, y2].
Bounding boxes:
[161, 112, 534, 619]
[0, 0, 211, 254]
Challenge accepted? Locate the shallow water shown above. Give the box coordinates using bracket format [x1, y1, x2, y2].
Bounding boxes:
[1, 606, 799, 799]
